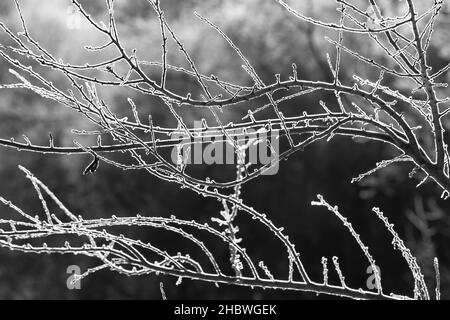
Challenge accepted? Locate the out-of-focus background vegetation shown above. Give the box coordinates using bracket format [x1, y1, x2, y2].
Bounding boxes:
[0, 0, 449, 299]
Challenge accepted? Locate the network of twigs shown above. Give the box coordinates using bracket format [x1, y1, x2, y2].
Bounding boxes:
[0, 0, 448, 299]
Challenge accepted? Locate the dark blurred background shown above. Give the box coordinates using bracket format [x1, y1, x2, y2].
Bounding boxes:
[0, 0, 450, 299]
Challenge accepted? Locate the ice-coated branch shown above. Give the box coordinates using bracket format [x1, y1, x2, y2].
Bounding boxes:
[0, 167, 418, 300]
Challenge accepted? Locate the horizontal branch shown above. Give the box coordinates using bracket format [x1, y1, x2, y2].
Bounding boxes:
[0, 126, 394, 155]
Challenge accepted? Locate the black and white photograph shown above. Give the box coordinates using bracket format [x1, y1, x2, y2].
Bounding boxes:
[0, 0, 449, 309]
